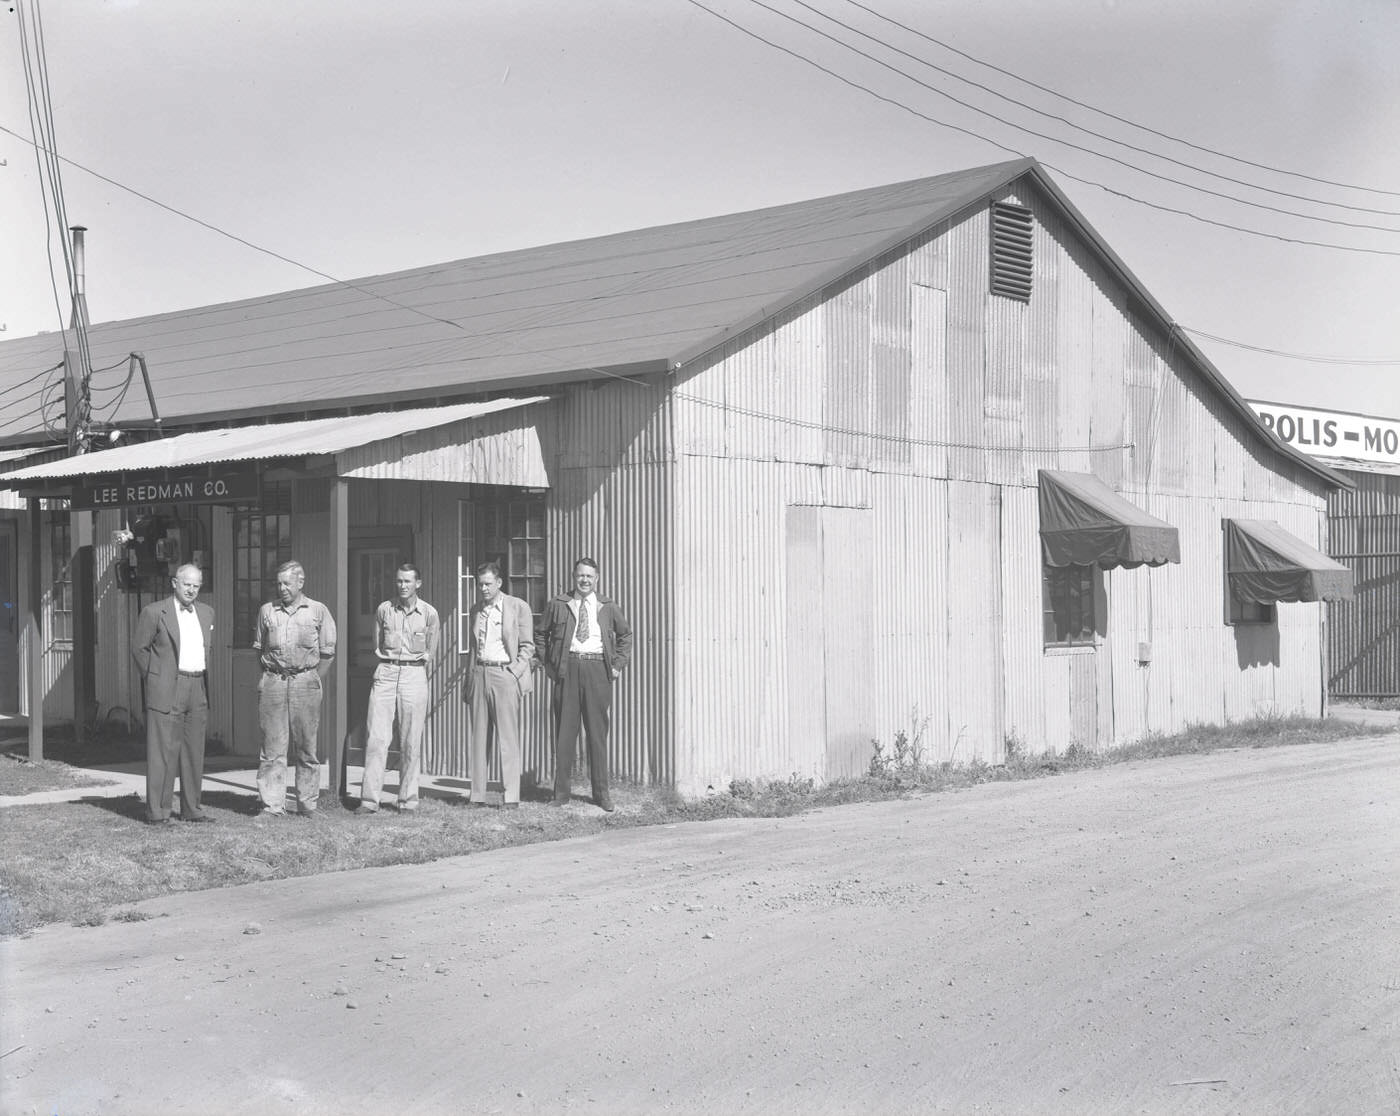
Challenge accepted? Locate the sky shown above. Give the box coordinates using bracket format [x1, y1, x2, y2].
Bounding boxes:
[2, 0, 1398, 415]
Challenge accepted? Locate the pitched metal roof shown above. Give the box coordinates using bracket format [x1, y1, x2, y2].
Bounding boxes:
[0, 156, 1343, 489]
[0, 397, 548, 481]
[0, 160, 1030, 433]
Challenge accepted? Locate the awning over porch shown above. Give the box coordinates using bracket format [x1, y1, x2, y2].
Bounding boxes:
[0, 446, 56, 510]
[1038, 469, 1181, 569]
[0, 397, 553, 489]
[1225, 519, 1354, 603]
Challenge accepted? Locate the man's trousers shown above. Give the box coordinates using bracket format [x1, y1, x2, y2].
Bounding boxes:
[360, 661, 429, 811]
[256, 672, 324, 814]
[469, 664, 523, 805]
[144, 673, 207, 821]
[552, 654, 612, 803]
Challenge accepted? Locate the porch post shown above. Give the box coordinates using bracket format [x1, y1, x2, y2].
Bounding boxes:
[329, 478, 349, 798]
[26, 498, 43, 762]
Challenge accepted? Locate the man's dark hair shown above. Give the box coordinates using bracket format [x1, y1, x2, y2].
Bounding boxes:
[573, 556, 599, 574]
[477, 561, 503, 580]
[397, 562, 422, 579]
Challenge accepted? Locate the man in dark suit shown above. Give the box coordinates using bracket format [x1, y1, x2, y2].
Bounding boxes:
[537, 557, 632, 811]
[132, 563, 215, 825]
[462, 562, 535, 808]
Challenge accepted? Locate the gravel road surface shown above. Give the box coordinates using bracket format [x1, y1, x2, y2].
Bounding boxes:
[3, 735, 1398, 1115]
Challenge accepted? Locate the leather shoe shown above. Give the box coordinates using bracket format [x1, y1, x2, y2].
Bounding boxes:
[352, 804, 380, 817]
[501, 802, 520, 810]
[183, 813, 213, 823]
[597, 799, 616, 813]
[548, 798, 570, 807]
[145, 816, 173, 826]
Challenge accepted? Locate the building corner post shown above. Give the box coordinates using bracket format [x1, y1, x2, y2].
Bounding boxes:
[26, 499, 43, 762]
[329, 478, 349, 798]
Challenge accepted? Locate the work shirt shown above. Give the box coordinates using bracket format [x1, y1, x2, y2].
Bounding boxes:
[376, 597, 440, 663]
[568, 593, 604, 655]
[254, 596, 337, 672]
[175, 602, 206, 672]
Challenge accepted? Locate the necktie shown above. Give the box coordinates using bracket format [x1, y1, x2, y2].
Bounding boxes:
[576, 598, 591, 642]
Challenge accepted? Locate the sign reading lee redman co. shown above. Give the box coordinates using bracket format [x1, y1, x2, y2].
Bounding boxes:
[71, 468, 260, 510]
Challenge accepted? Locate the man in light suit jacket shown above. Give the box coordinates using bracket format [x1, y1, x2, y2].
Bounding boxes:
[462, 562, 534, 808]
[132, 563, 215, 825]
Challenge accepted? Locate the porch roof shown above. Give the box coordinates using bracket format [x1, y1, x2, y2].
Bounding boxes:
[0, 397, 552, 488]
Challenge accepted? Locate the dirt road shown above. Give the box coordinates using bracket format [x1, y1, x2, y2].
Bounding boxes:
[3, 736, 1398, 1115]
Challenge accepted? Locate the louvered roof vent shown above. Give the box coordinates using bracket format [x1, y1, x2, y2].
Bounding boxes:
[990, 202, 1033, 302]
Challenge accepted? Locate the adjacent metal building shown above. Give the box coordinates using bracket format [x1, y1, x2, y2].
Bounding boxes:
[0, 159, 1351, 796]
[1249, 400, 1399, 699]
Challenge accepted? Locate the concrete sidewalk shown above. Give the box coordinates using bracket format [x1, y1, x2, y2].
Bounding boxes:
[0, 756, 481, 810]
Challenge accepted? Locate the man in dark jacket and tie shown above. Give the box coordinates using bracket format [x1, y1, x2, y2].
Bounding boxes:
[537, 557, 632, 811]
[132, 563, 215, 825]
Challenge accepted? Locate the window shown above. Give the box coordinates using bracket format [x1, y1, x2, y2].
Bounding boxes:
[48, 516, 72, 645]
[459, 490, 546, 649]
[233, 482, 292, 647]
[1043, 562, 1100, 646]
[1227, 594, 1275, 625]
[990, 202, 1033, 302]
[458, 490, 548, 649]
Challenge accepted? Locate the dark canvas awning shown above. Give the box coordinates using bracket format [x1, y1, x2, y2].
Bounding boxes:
[1038, 469, 1181, 569]
[1225, 519, 1354, 603]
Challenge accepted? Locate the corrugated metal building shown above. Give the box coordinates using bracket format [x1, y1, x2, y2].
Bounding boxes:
[0, 159, 1351, 795]
[1248, 400, 1399, 699]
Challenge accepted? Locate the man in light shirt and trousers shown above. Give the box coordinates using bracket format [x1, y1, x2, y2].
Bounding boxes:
[538, 556, 632, 811]
[254, 559, 337, 818]
[132, 563, 215, 825]
[463, 561, 534, 808]
[358, 562, 440, 815]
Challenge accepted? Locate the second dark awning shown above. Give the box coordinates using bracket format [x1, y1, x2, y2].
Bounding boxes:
[1038, 469, 1181, 569]
[1225, 519, 1354, 603]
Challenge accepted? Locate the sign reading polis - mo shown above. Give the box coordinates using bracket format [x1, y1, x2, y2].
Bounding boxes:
[70, 467, 260, 511]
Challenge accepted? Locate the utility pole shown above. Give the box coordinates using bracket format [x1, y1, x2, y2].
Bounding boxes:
[66, 225, 95, 739]
[65, 225, 92, 454]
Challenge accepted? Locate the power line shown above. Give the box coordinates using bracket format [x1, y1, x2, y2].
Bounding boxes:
[797, 0, 1400, 219]
[1181, 328, 1400, 366]
[837, 0, 1400, 200]
[0, 122, 472, 340]
[684, 0, 1400, 258]
[741, 0, 1400, 235]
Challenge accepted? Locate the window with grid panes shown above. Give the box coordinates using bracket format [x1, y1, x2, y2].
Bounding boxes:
[233, 482, 292, 647]
[458, 492, 548, 646]
[48, 516, 73, 645]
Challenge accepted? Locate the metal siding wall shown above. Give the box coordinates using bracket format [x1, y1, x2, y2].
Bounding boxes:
[866, 473, 957, 766]
[999, 483, 1044, 751]
[870, 256, 912, 470]
[824, 278, 872, 468]
[946, 211, 988, 483]
[661, 179, 1334, 782]
[545, 379, 673, 787]
[672, 457, 801, 794]
[942, 481, 1005, 761]
[1328, 471, 1400, 696]
[909, 282, 950, 478]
